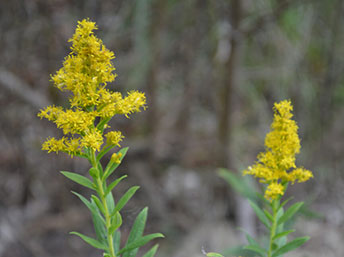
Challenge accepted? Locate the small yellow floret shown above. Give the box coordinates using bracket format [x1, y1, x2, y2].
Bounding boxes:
[265, 183, 285, 200]
[105, 131, 124, 147]
[111, 152, 123, 164]
[81, 130, 103, 152]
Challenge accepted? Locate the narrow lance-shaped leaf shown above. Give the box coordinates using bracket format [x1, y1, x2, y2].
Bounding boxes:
[111, 186, 140, 216]
[279, 197, 294, 209]
[113, 230, 121, 255]
[218, 168, 257, 201]
[248, 200, 270, 228]
[72, 191, 107, 243]
[104, 175, 128, 196]
[264, 209, 273, 222]
[92, 195, 106, 215]
[142, 244, 159, 257]
[243, 245, 266, 257]
[118, 233, 164, 255]
[106, 191, 115, 213]
[70, 231, 108, 250]
[61, 171, 95, 190]
[272, 229, 295, 241]
[109, 212, 122, 236]
[278, 202, 304, 225]
[206, 252, 224, 257]
[122, 207, 148, 257]
[272, 236, 310, 257]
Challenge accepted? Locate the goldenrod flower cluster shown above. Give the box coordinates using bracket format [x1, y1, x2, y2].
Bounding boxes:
[38, 19, 146, 156]
[244, 100, 313, 200]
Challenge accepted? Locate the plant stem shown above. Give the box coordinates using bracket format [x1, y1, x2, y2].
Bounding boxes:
[267, 200, 278, 257]
[91, 150, 116, 257]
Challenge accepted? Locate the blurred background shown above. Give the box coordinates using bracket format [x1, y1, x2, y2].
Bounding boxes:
[1, 0, 344, 256]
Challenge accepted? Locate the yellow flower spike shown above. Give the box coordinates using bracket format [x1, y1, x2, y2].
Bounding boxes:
[39, 19, 147, 158]
[243, 100, 313, 200]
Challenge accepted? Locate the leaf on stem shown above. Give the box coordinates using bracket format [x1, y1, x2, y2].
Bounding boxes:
[280, 197, 294, 209]
[106, 191, 115, 213]
[272, 229, 295, 241]
[218, 168, 257, 201]
[61, 171, 95, 190]
[122, 207, 148, 257]
[142, 244, 159, 257]
[111, 186, 140, 216]
[243, 245, 266, 257]
[113, 230, 121, 255]
[205, 252, 224, 257]
[104, 175, 128, 196]
[92, 195, 106, 215]
[248, 200, 271, 228]
[277, 202, 304, 225]
[118, 233, 164, 255]
[272, 236, 310, 257]
[70, 231, 108, 250]
[109, 212, 122, 236]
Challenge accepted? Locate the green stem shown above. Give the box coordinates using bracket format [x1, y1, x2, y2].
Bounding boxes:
[267, 200, 279, 257]
[90, 150, 116, 257]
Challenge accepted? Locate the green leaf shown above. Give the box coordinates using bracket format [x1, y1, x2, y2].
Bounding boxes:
[272, 229, 295, 241]
[90, 207, 107, 243]
[280, 197, 294, 209]
[70, 231, 108, 250]
[272, 236, 310, 257]
[238, 228, 259, 247]
[111, 186, 140, 216]
[264, 209, 273, 222]
[92, 195, 105, 215]
[243, 244, 266, 257]
[97, 145, 114, 162]
[278, 202, 304, 225]
[206, 252, 224, 257]
[245, 233, 259, 246]
[118, 233, 164, 255]
[248, 200, 270, 228]
[109, 212, 122, 236]
[106, 191, 115, 213]
[122, 207, 148, 257]
[142, 244, 159, 257]
[72, 191, 106, 242]
[113, 230, 121, 255]
[104, 175, 128, 196]
[61, 171, 95, 190]
[103, 147, 129, 181]
[218, 168, 257, 201]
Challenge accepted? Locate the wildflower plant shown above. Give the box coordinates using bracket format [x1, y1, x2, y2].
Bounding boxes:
[38, 19, 163, 257]
[217, 100, 313, 257]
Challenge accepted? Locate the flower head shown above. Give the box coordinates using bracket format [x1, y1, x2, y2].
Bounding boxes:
[38, 19, 146, 156]
[243, 100, 313, 200]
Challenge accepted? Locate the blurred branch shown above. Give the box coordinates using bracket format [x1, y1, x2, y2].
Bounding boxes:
[0, 68, 49, 109]
[242, 0, 300, 37]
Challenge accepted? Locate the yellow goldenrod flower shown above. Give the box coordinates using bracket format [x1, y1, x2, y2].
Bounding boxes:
[38, 19, 146, 156]
[243, 100, 313, 200]
[105, 131, 124, 147]
[81, 130, 103, 152]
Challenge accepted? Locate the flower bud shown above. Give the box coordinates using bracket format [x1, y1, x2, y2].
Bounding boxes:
[111, 152, 122, 164]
